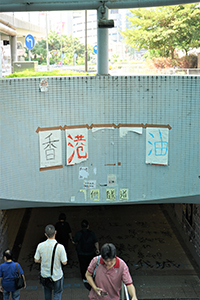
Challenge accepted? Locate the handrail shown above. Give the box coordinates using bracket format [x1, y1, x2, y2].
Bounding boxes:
[120, 283, 130, 300]
[124, 284, 130, 300]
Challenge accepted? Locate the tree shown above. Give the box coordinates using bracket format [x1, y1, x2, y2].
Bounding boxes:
[121, 4, 200, 59]
[31, 39, 47, 63]
[31, 31, 94, 65]
[62, 35, 85, 60]
[48, 31, 61, 51]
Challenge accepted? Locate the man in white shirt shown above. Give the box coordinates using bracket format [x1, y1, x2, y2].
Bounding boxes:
[34, 224, 67, 300]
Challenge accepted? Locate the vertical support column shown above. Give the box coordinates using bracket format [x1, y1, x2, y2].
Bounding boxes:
[46, 11, 50, 71]
[97, 6, 109, 75]
[9, 35, 17, 74]
[0, 33, 2, 79]
[85, 10, 88, 72]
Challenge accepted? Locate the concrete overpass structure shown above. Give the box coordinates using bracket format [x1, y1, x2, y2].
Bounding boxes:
[0, 13, 45, 43]
[0, 0, 199, 75]
[0, 0, 199, 11]
[0, 13, 45, 71]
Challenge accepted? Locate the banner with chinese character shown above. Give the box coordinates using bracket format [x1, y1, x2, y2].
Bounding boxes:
[120, 189, 129, 200]
[146, 128, 169, 165]
[90, 189, 100, 201]
[66, 128, 88, 165]
[39, 130, 62, 170]
[106, 189, 116, 201]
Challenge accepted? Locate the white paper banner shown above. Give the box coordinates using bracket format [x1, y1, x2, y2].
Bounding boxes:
[146, 128, 169, 165]
[39, 130, 62, 168]
[119, 127, 143, 137]
[92, 127, 115, 133]
[66, 128, 88, 165]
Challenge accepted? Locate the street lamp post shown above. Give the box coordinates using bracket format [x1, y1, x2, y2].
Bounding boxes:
[85, 10, 87, 72]
[46, 11, 50, 71]
[60, 13, 63, 66]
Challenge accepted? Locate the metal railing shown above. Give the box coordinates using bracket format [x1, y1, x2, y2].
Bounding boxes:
[120, 284, 130, 300]
[109, 65, 200, 76]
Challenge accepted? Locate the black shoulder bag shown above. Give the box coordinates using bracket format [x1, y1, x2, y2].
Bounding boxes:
[15, 263, 25, 290]
[40, 242, 58, 289]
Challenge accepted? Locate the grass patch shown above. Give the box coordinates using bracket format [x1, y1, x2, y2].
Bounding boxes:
[4, 69, 95, 78]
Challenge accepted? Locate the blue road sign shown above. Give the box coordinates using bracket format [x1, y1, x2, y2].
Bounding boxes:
[93, 45, 97, 54]
[25, 34, 35, 50]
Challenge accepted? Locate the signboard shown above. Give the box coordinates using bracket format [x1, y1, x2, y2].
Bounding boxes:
[25, 34, 35, 50]
[93, 45, 97, 54]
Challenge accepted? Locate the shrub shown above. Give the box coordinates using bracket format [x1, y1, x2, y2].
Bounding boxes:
[146, 57, 179, 69]
[4, 70, 91, 78]
[178, 54, 197, 68]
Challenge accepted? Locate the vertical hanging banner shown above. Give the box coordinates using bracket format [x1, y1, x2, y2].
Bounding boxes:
[146, 127, 169, 165]
[37, 128, 63, 171]
[66, 128, 88, 165]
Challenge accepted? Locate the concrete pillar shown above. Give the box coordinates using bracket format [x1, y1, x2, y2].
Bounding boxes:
[0, 55, 2, 79]
[0, 33, 2, 79]
[0, 211, 8, 262]
[9, 35, 17, 73]
[97, 6, 109, 75]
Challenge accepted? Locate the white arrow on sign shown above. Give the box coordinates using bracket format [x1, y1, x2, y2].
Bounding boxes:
[27, 37, 33, 47]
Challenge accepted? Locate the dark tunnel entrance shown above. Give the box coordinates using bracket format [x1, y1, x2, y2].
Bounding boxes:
[3, 204, 200, 299]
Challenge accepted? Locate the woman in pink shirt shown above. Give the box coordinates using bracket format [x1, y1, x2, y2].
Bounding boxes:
[86, 243, 138, 300]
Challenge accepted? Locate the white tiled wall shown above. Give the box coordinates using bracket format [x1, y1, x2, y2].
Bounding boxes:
[0, 75, 199, 207]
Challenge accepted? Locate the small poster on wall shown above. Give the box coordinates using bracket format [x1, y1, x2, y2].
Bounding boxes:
[90, 189, 100, 201]
[107, 174, 117, 187]
[106, 189, 116, 201]
[83, 180, 96, 189]
[120, 189, 129, 201]
[146, 127, 169, 165]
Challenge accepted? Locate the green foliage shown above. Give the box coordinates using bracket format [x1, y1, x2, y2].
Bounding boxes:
[30, 30, 94, 65]
[146, 57, 178, 69]
[111, 54, 119, 63]
[179, 54, 198, 68]
[4, 70, 91, 78]
[77, 56, 85, 65]
[125, 45, 135, 56]
[121, 4, 200, 59]
[144, 49, 168, 59]
[31, 39, 47, 63]
[63, 53, 73, 65]
[146, 54, 197, 69]
[48, 31, 61, 50]
[87, 44, 94, 59]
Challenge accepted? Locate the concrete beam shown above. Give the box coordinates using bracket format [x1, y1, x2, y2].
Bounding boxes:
[0, 22, 16, 36]
[0, 0, 199, 12]
[0, 13, 45, 39]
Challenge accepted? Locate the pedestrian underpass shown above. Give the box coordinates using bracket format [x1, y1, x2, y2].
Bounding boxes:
[3, 204, 200, 299]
